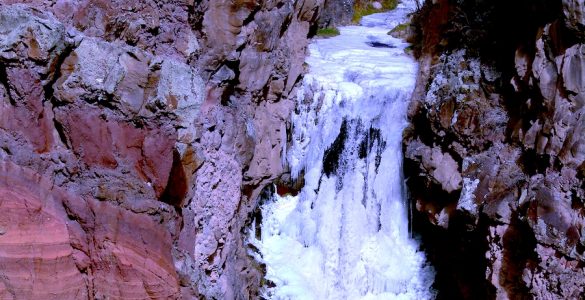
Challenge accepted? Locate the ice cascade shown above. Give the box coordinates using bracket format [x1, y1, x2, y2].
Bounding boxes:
[250, 2, 435, 299]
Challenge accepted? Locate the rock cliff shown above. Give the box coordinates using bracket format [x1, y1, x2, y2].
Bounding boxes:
[318, 0, 354, 27]
[0, 1, 322, 298]
[405, 0, 585, 298]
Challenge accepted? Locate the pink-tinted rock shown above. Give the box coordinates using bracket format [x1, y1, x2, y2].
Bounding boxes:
[0, 161, 87, 299]
[0, 4, 67, 153]
[0, 0, 325, 298]
[55, 107, 118, 168]
[53, 106, 176, 197]
[64, 195, 181, 299]
[0, 160, 181, 299]
[4, 0, 194, 61]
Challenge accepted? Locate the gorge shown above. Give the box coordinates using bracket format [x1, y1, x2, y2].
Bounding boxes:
[250, 2, 434, 298]
[0, 0, 583, 299]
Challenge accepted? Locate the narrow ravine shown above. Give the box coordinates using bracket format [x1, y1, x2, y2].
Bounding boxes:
[249, 1, 435, 299]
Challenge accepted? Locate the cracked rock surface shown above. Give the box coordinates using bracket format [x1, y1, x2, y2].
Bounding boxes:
[0, 1, 323, 298]
[405, 0, 585, 298]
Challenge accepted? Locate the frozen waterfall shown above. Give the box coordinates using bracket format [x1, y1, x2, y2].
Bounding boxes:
[249, 1, 435, 299]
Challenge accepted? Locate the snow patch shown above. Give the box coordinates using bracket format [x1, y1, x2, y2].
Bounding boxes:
[457, 177, 480, 215]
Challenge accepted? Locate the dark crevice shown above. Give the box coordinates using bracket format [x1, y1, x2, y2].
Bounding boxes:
[546, 19, 582, 57]
[405, 148, 493, 299]
[279, 14, 292, 38]
[571, 189, 585, 222]
[307, 19, 320, 38]
[274, 170, 305, 197]
[323, 119, 348, 177]
[259, 82, 270, 103]
[43, 41, 75, 106]
[517, 150, 551, 176]
[219, 60, 241, 106]
[236, 42, 247, 53]
[160, 149, 188, 209]
[53, 117, 70, 148]
[408, 106, 436, 146]
[0, 64, 16, 105]
[220, 85, 236, 106]
[365, 41, 396, 48]
[436, 130, 465, 163]
[499, 215, 538, 299]
[1, 146, 12, 155]
[40, 42, 77, 148]
[412, 208, 495, 300]
[241, 5, 262, 27]
[124, 51, 140, 61]
[188, 0, 206, 33]
[146, 26, 160, 36]
[282, 73, 303, 99]
[404, 158, 461, 215]
[245, 185, 274, 241]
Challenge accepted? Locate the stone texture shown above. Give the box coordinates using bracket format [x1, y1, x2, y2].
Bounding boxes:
[0, 161, 87, 299]
[0, 160, 181, 299]
[0, 0, 324, 298]
[563, 0, 585, 34]
[405, 140, 462, 193]
[319, 0, 354, 27]
[172, 1, 323, 298]
[3, 0, 196, 61]
[406, 0, 585, 298]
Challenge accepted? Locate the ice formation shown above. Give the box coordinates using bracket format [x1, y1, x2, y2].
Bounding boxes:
[250, 2, 435, 299]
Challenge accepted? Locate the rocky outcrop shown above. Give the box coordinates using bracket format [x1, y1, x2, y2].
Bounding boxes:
[406, 0, 585, 298]
[319, 0, 354, 27]
[0, 0, 322, 298]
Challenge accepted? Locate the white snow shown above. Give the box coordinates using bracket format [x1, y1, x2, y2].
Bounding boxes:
[457, 178, 480, 215]
[249, 1, 435, 299]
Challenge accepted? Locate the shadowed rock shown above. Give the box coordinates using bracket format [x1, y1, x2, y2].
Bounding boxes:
[405, 0, 585, 298]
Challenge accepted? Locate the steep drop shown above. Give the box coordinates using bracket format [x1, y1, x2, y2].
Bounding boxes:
[250, 2, 435, 299]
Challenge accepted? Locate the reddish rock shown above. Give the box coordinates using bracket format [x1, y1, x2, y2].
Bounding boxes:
[0, 5, 66, 153]
[0, 161, 87, 299]
[0, 1, 324, 298]
[0, 160, 181, 299]
[65, 195, 181, 299]
[55, 107, 118, 168]
[54, 106, 176, 197]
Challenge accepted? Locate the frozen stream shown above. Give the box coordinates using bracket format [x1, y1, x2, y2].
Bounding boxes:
[249, 1, 435, 299]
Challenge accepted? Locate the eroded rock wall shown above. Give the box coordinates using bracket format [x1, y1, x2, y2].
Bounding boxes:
[0, 1, 322, 299]
[406, 0, 585, 298]
[318, 0, 354, 27]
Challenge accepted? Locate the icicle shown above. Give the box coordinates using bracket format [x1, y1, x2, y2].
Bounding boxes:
[251, 1, 435, 299]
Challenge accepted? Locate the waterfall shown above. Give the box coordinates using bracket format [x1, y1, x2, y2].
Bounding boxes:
[249, 2, 435, 299]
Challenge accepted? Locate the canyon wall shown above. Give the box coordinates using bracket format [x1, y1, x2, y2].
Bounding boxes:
[405, 0, 585, 298]
[0, 0, 322, 298]
[318, 0, 354, 27]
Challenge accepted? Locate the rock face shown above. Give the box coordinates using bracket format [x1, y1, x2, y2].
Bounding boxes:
[319, 0, 354, 27]
[406, 0, 585, 298]
[0, 1, 322, 299]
